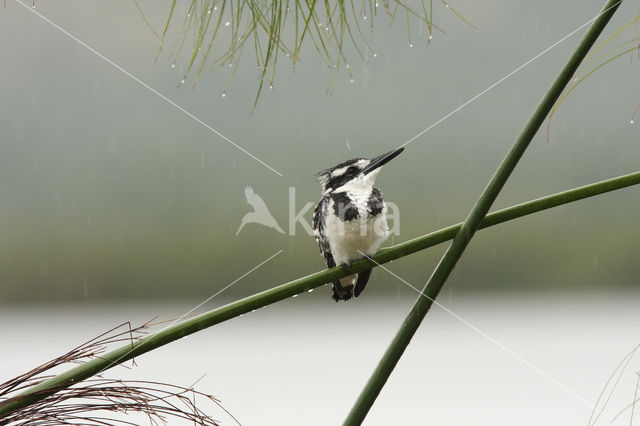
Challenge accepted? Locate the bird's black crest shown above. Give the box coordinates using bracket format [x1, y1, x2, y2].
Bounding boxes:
[315, 158, 365, 190]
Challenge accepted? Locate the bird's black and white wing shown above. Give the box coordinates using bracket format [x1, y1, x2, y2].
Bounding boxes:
[313, 195, 353, 301]
[312, 195, 334, 269]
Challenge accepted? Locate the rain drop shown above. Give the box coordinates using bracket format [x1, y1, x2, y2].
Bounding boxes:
[221, 91, 227, 98]
[171, 63, 176, 68]
[187, 13, 191, 17]
[363, 15, 367, 20]
[213, 6, 218, 10]
[225, 21, 230, 26]
[228, 62, 233, 68]
[409, 43, 413, 48]
[251, 309, 256, 313]
[445, 3, 450, 7]
[373, 53, 377, 58]
[293, 294, 298, 298]
[349, 78, 354, 83]
[631, 120, 635, 124]
[346, 64, 350, 69]
[428, 34, 432, 40]
[375, 2, 379, 6]
[307, 289, 313, 293]
[180, 79, 185, 84]
[269, 83, 274, 90]
[207, 9, 212, 14]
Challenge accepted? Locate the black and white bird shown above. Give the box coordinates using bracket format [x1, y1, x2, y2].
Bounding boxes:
[312, 147, 404, 301]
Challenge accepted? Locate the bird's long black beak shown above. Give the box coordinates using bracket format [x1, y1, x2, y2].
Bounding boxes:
[362, 147, 404, 175]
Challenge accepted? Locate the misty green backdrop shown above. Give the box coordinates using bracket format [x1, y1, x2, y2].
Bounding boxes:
[1, 0, 638, 303]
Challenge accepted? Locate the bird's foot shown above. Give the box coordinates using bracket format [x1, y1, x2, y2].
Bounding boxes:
[340, 262, 353, 273]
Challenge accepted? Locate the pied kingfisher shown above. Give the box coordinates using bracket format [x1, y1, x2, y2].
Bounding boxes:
[312, 147, 404, 301]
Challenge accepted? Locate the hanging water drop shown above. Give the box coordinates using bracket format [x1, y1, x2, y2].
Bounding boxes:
[349, 78, 354, 83]
[214, 6, 218, 10]
[631, 120, 635, 124]
[171, 63, 176, 68]
[445, 3, 450, 7]
[225, 21, 230, 26]
[180, 79, 185, 84]
[308, 289, 313, 293]
[228, 62, 233, 68]
[409, 43, 413, 48]
[363, 15, 367, 20]
[208, 9, 212, 14]
[375, 2, 379, 6]
[269, 83, 274, 90]
[428, 34, 432, 40]
[293, 294, 298, 298]
[373, 53, 377, 58]
[221, 91, 227, 98]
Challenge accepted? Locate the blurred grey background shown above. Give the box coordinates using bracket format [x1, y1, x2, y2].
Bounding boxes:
[0, 0, 638, 303]
[1, 1, 639, 424]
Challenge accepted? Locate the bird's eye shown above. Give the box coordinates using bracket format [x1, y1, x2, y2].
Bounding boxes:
[346, 166, 357, 175]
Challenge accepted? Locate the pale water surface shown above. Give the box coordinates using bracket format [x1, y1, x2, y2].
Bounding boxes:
[2, 291, 639, 425]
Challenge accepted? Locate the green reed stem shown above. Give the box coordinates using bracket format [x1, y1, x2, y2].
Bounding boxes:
[343, 0, 623, 424]
[0, 168, 637, 418]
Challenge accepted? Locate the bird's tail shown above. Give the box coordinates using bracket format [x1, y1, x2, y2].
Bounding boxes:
[331, 275, 355, 302]
[331, 269, 373, 301]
